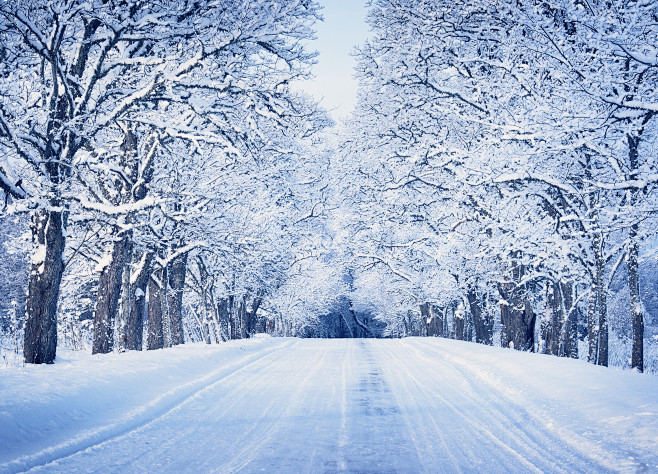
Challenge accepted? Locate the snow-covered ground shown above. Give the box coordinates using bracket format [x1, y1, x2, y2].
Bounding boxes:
[1, 337, 657, 473]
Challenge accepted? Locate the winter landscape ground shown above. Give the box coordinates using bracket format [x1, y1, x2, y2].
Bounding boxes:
[1, 336, 657, 473]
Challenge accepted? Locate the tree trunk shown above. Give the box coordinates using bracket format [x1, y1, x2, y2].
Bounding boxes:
[217, 298, 230, 342]
[92, 234, 130, 354]
[229, 294, 237, 340]
[167, 251, 187, 345]
[428, 304, 442, 337]
[561, 281, 578, 359]
[626, 130, 645, 372]
[587, 286, 597, 363]
[467, 288, 493, 345]
[628, 227, 644, 372]
[125, 251, 152, 351]
[246, 294, 262, 338]
[419, 303, 430, 337]
[117, 238, 133, 351]
[595, 242, 608, 366]
[147, 267, 164, 350]
[542, 279, 561, 356]
[498, 253, 535, 352]
[24, 209, 65, 364]
[454, 310, 465, 341]
[238, 296, 247, 339]
[200, 288, 212, 344]
[161, 264, 172, 348]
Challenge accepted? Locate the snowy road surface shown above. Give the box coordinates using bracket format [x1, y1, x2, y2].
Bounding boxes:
[1, 337, 658, 473]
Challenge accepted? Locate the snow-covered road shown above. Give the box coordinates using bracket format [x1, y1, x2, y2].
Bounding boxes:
[1, 337, 657, 473]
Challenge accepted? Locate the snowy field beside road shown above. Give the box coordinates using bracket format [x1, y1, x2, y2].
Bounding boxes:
[1, 337, 657, 473]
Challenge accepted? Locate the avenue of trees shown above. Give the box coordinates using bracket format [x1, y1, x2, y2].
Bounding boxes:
[337, 0, 658, 372]
[1, 0, 657, 373]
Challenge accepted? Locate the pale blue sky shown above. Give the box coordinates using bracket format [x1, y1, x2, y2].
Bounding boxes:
[296, 1, 369, 119]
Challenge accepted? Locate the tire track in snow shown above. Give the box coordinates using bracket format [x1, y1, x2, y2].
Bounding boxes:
[1, 339, 295, 474]
[411, 339, 643, 472]
[214, 344, 334, 472]
[371, 339, 601, 473]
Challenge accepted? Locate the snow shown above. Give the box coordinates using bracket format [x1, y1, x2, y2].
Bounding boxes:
[1, 338, 657, 472]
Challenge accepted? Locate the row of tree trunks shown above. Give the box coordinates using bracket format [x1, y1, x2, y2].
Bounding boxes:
[92, 233, 132, 354]
[419, 303, 445, 338]
[92, 243, 188, 353]
[146, 250, 189, 350]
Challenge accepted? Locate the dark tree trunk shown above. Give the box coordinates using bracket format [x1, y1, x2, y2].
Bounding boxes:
[246, 294, 263, 337]
[428, 304, 442, 337]
[627, 130, 645, 372]
[595, 242, 608, 367]
[587, 287, 597, 363]
[147, 267, 164, 350]
[542, 280, 561, 356]
[238, 296, 247, 339]
[498, 253, 535, 351]
[229, 294, 237, 340]
[499, 296, 535, 351]
[125, 251, 152, 351]
[628, 228, 644, 372]
[561, 281, 578, 359]
[92, 234, 131, 354]
[467, 288, 493, 345]
[117, 238, 133, 351]
[161, 264, 171, 348]
[454, 312, 465, 341]
[419, 303, 430, 337]
[217, 298, 230, 341]
[200, 287, 212, 344]
[24, 209, 65, 364]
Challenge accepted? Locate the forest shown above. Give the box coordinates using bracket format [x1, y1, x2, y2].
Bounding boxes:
[1, 0, 657, 374]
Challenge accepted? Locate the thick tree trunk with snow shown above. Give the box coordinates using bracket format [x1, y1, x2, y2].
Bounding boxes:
[167, 251, 187, 346]
[628, 229, 644, 372]
[125, 252, 152, 351]
[467, 289, 493, 345]
[24, 209, 65, 364]
[147, 268, 165, 350]
[92, 234, 131, 354]
[499, 292, 535, 351]
[498, 255, 535, 352]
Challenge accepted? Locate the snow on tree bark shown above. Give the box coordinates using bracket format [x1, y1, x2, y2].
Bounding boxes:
[23, 210, 64, 364]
